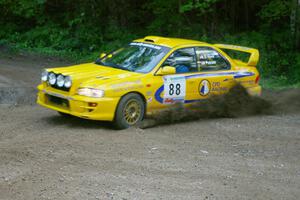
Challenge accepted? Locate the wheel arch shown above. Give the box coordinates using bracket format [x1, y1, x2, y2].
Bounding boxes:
[114, 91, 147, 120]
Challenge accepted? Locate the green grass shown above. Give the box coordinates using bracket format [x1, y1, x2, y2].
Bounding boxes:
[261, 77, 300, 89]
[0, 39, 103, 63]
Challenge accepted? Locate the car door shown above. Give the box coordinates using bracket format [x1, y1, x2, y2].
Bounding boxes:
[162, 47, 199, 104]
[150, 47, 199, 109]
[185, 46, 235, 101]
[151, 46, 235, 109]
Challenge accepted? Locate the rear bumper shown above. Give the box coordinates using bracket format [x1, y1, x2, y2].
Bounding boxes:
[37, 87, 120, 121]
[247, 85, 262, 96]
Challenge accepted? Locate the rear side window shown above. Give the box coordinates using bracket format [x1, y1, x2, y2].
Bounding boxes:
[196, 47, 230, 71]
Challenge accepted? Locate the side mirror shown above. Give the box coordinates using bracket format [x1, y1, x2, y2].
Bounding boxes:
[100, 53, 113, 59]
[156, 66, 176, 75]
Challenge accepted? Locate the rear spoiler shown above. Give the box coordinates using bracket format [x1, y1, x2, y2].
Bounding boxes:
[214, 44, 259, 67]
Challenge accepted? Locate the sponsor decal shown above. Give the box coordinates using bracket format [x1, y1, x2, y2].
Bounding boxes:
[154, 71, 255, 104]
[130, 42, 162, 50]
[211, 87, 228, 92]
[199, 61, 217, 66]
[111, 80, 143, 92]
[96, 76, 110, 80]
[163, 75, 186, 104]
[163, 98, 184, 104]
[197, 50, 219, 59]
[199, 80, 211, 96]
[211, 82, 228, 92]
[147, 97, 153, 103]
[118, 74, 130, 78]
[163, 98, 175, 104]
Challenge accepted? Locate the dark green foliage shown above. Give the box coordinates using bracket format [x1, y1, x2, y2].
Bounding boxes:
[0, 0, 299, 83]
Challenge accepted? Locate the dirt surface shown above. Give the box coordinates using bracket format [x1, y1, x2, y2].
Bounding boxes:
[0, 52, 300, 200]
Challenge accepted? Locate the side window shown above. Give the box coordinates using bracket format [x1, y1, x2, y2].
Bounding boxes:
[163, 47, 197, 74]
[196, 47, 230, 71]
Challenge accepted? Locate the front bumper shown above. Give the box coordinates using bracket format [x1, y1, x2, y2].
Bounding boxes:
[37, 86, 120, 121]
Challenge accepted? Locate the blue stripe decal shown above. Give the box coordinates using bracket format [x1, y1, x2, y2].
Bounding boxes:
[184, 99, 202, 104]
[186, 72, 236, 79]
[185, 71, 255, 80]
[234, 72, 255, 78]
[155, 85, 164, 103]
[154, 71, 255, 104]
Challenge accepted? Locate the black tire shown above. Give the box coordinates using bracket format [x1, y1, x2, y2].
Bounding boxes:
[114, 93, 145, 130]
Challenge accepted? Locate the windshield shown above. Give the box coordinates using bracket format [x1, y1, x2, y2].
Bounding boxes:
[95, 42, 170, 73]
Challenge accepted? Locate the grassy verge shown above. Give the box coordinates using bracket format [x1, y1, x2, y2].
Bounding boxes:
[0, 39, 104, 63]
[261, 77, 300, 89]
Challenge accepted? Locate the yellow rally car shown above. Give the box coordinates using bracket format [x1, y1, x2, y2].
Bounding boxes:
[37, 36, 261, 129]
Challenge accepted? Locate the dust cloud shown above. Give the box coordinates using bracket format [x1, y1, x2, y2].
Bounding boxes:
[140, 84, 300, 129]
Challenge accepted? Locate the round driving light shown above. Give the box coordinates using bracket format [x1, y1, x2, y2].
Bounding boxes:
[48, 73, 56, 85]
[56, 74, 65, 87]
[64, 76, 72, 88]
[41, 70, 48, 81]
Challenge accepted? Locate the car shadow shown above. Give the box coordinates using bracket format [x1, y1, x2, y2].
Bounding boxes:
[42, 114, 114, 130]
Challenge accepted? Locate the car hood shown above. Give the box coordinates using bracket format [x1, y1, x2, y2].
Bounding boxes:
[47, 63, 143, 89]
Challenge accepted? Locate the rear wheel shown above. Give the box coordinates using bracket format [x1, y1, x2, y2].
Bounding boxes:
[114, 93, 145, 129]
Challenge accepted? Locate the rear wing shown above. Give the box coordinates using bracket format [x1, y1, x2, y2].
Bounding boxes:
[214, 44, 259, 67]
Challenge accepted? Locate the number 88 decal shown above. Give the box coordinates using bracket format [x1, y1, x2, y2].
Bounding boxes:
[169, 83, 181, 95]
[163, 76, 186, 102]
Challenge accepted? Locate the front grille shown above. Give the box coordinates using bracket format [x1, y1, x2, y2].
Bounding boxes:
[46, 94, 69, 108]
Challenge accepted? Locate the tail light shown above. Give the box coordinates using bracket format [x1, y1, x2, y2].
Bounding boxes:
[255, 75, 260, 84]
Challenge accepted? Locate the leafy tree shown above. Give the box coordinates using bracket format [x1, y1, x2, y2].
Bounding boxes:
[0, 0, 299, 82]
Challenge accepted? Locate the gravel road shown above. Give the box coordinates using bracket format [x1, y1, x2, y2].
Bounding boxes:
[0, 51, 299, 200]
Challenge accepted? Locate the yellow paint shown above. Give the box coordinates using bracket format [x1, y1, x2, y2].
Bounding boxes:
[37, 36, 262, 121]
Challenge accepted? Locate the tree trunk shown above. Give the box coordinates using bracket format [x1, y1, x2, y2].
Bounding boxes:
[291, 0, 300, 49]
[296, 0, 300, 50]
[244, 0, 249, 30]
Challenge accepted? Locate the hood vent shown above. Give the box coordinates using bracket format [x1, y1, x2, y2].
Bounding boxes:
[144, 39, 155, 43]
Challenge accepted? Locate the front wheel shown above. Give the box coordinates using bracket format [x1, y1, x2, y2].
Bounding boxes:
[114, 93, 145, 130]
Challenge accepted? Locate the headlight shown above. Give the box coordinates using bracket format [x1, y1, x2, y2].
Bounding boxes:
[48, 73, 56, 85]
[64, 76, 72, 88]
[77, 88, 104, 98]
[56, 74, 65, 87]
[41, 70, 48, 82]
